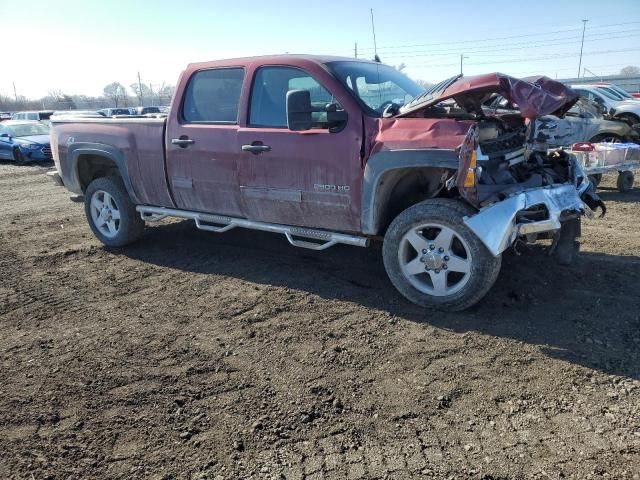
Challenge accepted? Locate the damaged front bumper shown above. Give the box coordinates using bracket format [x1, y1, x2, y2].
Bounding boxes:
[464, 184, 591, 256]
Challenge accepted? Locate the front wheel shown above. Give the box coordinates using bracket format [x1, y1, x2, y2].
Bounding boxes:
[382, 199, 501, 311]
[12, 147, 25, 165]
[84, 176, 145, 247]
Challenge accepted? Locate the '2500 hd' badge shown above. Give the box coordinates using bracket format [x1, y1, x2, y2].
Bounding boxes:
[314, 184, 351, 192]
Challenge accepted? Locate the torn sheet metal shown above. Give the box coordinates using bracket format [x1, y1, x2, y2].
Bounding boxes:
[398, 73, 578, 119]
[463, 184, 585, 257]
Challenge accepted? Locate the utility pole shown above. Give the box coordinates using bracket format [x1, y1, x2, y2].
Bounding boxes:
[12, 81, 18, 103]
[577, 19, 588, 78]
[460, 54, 468, 75]
[370, 9, 379, 61]
[354, 42, 358, 59]
[137, 71, 144, 106]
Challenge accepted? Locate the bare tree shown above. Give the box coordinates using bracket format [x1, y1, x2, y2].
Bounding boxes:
[620, 66, 640, 77]
[415, 79, 433, 89]
[130, 82, 152, 106]
[158, 85, 176, 105]
[103, 82, 127, 107]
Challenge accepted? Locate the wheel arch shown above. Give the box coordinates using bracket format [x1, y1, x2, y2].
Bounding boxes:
[69, 143, 139, 203]
[361, 149, 459, 235]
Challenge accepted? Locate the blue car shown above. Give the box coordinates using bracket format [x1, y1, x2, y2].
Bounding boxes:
[0, 120, 52, 163]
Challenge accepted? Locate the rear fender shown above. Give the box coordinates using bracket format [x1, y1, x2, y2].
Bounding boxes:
[66, 142, 140, 204]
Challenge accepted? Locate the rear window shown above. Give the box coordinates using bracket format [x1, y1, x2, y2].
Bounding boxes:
[182, 68, 244, 123]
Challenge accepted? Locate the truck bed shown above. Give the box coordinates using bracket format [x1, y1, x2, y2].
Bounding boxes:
[51, 117, 174, 207]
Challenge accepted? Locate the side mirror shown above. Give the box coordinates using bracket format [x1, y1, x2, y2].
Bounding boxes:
[286, 89, 313, 131]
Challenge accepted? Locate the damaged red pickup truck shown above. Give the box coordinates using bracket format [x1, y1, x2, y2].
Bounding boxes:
[49, 55, 603, 311]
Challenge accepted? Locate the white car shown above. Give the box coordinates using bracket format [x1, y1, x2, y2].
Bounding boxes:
[592, 83, 639, 103]
[571, 84, 640, 126]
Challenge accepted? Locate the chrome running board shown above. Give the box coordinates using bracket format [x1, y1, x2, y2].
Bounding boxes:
[136, 205, 369, 251]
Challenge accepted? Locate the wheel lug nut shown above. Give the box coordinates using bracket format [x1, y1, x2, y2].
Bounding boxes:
[442, 265, 448, 270]
[429, 244, 435, 250]
[424, 266, 430, 271]
[422, 249, 427, 254]
[434, 269, 440, 274]
[438, 247, 444, 253]
[444, 255, 449, 261]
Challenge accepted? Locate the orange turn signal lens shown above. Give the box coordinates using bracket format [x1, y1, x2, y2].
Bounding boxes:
[463, 150, 477, 187]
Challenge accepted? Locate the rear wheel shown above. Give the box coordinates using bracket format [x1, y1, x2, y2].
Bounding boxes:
[617, 171, 635, 192]
[382, 199, 501, 311]
[84, 176, 145, 247]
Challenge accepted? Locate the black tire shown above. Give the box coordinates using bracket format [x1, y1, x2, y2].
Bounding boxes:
[616, 113, 640, 127]
[382, 198, 502, 311]
[617, 171, 634, 192]
[588, 174, 602, 188]
[12, 147, 25, 165]
[589, 133, 622, 144]
[84, 176, 145, 247]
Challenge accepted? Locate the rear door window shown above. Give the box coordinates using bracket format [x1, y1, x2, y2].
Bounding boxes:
[182, 68, 244, 123]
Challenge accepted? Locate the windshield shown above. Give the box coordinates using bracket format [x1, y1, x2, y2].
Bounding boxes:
[9, 123, 50, 137]
[326, 61, 424, 116]
[606, 85, 634, 99]
[592, 87, 621, 101]
[597, 86, 625, 100]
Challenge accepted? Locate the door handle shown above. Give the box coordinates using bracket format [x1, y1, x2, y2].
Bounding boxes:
[171, 136, 195, 148]
[241, 144, 271, 154]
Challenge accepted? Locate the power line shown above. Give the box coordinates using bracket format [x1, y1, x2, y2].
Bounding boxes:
[368, 30, 640, 58]
[408, 47, 638, 68]
[357, 20, 640, 51]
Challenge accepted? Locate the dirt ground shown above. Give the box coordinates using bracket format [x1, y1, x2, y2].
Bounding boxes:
[0, 161, 639, 480]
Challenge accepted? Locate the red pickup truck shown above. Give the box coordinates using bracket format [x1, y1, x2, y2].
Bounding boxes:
[49, 55, 602, 311]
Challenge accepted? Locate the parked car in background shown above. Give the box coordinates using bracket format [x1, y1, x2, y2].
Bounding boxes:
[134, 106, 161, 115]
[98, 108, 131, 116]
[571, 85, 640, 126]
[0, 120, 51, 163]
[590, 83, 639, 102]
[52, 110, 105, 118]
[12, 110, 55, 122]
[0, 112, 12, 121]
[484, 96, 640, 146]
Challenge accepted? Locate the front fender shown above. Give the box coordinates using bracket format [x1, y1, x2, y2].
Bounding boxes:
[361, 149, 459, 235]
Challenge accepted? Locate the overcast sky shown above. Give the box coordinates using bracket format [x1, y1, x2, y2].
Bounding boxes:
[1, 0, 639, 99]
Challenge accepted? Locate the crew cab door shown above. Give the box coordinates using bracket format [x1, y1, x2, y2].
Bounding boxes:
[237, 66, 362, 232]
[165, 67, 245, 215]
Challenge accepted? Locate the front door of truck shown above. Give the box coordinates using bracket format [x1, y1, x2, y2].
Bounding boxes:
[236, 66, 363, 232]
[165, 67, 245, 216]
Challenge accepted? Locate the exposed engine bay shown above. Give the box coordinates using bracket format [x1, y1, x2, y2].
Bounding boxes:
[475, 117, 579, 205]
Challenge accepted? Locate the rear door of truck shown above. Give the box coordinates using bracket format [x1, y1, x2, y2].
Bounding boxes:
[165, 67, 245, 215]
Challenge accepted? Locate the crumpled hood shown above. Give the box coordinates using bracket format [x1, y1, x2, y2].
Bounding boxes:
[398, 73, 579, 119]
[14, 134, 49, 146]
[370, 117, 474, 154]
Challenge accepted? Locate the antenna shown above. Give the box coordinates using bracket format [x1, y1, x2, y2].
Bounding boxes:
[370, 9, 380, 62]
